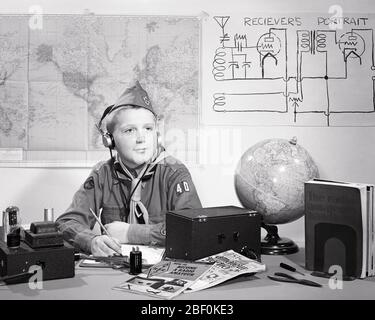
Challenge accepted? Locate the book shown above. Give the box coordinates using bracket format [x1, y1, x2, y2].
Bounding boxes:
[112, 260, 213, 300]
[305, 179, 374, 279]
[185, 250, 266, 293]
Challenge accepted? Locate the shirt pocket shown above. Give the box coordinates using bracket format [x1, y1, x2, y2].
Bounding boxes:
[100, 206, 124, 225]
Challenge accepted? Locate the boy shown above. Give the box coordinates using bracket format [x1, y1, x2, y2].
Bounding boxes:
[56, 81, 202, 256]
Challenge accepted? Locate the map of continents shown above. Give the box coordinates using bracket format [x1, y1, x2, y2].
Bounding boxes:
[0, 15, 199, 158]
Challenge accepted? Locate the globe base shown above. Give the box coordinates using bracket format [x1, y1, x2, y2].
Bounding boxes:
[261, 223, 299, 255]
[261, 237, 299, 255]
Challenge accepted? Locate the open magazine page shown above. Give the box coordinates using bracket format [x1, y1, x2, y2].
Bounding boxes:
[185, 250, 266, 293]
[113, 260, 213, 300]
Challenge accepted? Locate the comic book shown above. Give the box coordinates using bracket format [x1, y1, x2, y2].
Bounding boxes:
[113, 260, 213, 299]
[185, 250, 266, 293]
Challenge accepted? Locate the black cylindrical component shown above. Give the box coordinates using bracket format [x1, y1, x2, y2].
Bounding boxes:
[7, 233, 20, 248]
[129, 246, 142, 275]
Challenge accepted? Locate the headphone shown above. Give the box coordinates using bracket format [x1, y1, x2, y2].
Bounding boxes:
[96, 104, 116, 149]
[96, 104, 162, 150]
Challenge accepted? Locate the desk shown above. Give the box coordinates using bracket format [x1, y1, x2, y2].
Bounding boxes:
[0, 247, 374, 300]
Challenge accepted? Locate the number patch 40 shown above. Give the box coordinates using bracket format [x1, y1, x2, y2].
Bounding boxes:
[176, 181, 190, 194]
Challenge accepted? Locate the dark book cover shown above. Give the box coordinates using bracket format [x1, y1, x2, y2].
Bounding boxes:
[305, 182, 364, 278]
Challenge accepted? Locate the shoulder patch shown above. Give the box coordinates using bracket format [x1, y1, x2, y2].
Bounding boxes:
[84, 176, 95, 190]
[176, 180, 190, 195]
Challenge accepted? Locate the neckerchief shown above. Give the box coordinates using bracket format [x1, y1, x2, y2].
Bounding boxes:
[116, 149, 168, 224]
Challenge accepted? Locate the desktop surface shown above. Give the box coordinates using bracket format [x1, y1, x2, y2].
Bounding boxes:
[0, 247, 374, 300]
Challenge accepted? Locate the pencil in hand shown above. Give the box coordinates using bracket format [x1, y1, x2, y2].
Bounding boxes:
[89, 208, 111, 236]
[89, 208, 122, 254]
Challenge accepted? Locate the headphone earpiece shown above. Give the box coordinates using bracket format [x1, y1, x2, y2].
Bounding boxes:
[102, 132, 115, 149]
[96, 104, 116, 149]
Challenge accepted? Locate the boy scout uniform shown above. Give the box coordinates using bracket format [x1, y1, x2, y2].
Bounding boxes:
[56, 154, 202, 253]
[56, 80, 202, 253]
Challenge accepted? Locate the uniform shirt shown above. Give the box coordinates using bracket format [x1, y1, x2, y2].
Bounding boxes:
[56, 155, 202, 253]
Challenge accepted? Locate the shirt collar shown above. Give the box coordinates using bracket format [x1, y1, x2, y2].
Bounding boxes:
[113, 147, 167, 181]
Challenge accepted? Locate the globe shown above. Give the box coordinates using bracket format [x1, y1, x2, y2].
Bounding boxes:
[235, 137, 319, 225]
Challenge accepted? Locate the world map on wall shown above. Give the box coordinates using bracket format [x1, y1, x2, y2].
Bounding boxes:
[0, 15, 199, 160]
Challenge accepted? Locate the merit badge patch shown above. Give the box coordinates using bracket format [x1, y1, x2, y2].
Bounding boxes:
[84, 176, 94, 190]
[176, 181, 190, 195]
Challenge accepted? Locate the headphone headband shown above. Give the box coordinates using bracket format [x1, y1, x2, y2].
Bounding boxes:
[97, 104, 115, 132]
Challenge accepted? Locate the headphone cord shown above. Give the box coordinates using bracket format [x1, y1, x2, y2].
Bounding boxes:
[110, 150, 153, 222]
[110, 148, 129, 222]
[128, 162, 152, 200]
[110, 144, 160, 222]
[127, 144, 160, 200]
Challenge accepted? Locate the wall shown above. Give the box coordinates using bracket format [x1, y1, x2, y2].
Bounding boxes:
[1, 0, 375, 243]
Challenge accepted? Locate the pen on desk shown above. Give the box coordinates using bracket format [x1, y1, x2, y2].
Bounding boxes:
[280, 262, 305, 276]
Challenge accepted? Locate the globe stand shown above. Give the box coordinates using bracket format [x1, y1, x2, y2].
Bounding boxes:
[261, 223, 299, 255]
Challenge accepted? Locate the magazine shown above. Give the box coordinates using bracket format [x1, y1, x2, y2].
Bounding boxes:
[185, 250, 266, 293]
[113, 260, 213, 299]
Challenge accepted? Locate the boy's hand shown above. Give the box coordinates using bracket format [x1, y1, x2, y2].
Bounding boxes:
[105, 221, 130, 244]
[90, 235, 122, 256]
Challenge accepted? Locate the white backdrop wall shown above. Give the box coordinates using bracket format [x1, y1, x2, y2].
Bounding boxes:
[1, 0, 375, 243]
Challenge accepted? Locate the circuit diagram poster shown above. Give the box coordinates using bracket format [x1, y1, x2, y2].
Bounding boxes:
[202, 13, 375, 126]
